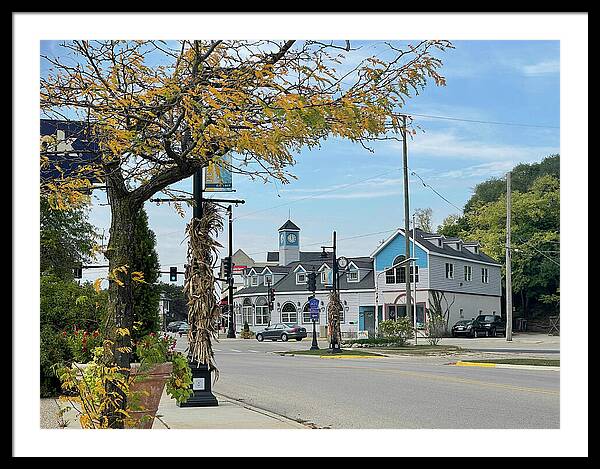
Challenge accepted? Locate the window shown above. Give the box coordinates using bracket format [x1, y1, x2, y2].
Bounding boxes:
[459, 308, 464, 318]
[264, 274, 273, 286]
[251, 276, 258, 286]
[255, 297, 270, 325]
[396, 266, 406, 283]
[445, 263, 454, 279]
[347, 271, 359, 282]
[242, 298, 253, 326]
[296, 272, 307, 284]
[481, 267, 489, 283]
[385, 268, 395, 284]
[474, 246, 479, 254]
[281, 303, 298, 324]
[464, 265, 472, 281]
[302, 303, 312, 324]
[438, 239, 443, 247]
[321, 269, 331, 284]
[410, 265, 419, 283]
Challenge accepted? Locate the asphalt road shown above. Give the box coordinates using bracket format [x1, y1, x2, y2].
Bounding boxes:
[172, 334, 560, 429]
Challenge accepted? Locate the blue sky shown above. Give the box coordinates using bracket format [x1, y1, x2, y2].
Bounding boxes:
[41, 40, 560, 284]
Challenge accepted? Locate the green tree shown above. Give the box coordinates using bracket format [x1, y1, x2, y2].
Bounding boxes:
[157, 282, 188, 323]
[40, 197, 98, 279]
[40, 275, 108, 396]
[131, 209, 161, 342]
[460, 174, 560, 317]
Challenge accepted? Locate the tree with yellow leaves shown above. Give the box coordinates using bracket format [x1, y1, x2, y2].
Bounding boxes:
[41, 39, 452, 426]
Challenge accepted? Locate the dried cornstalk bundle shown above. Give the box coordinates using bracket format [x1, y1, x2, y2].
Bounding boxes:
[184, 202, 223, 379]
[327, 291, 342, 346]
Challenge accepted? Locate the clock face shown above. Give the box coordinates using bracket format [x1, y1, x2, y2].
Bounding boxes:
[337, 256, 348, 269]
[287, 233, 297, 244]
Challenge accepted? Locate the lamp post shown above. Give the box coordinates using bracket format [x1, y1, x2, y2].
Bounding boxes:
[321, 231, 343, 354]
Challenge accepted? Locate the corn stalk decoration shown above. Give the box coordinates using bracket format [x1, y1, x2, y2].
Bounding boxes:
[184, 201, 223, 378]
[327, 291, 343, 347]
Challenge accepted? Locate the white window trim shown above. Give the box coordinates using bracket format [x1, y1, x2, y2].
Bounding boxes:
[481, 267, 489, 284]
[296, 272, 307, 285]
[321, 269, 332, 284]
[264, 274, 273, 286]
[347, 270, 359, 282]
[446, 262, 454, 279]
[464, 265, 472, 282]
[251, 276, 258, 286]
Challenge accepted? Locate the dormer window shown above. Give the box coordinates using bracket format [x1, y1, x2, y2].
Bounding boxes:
[438, 239, 443, 247]
[296, 272, 307, 284]
[474, 246, 479, 254]
[264, 274, 273, 286]
[251, 276, 258, 286]
[347, 271, 359, 282]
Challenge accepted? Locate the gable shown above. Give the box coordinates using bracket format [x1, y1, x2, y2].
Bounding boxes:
[374, 231, 428, 270]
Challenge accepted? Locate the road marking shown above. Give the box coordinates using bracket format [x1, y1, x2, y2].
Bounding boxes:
[230, 349, 243, 353]
[327, 365, 559, 396]
[248, 350, 260, 353]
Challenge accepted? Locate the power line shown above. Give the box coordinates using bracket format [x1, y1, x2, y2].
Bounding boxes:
[401, 112, 559, 130]
[410, 170, 464, 214]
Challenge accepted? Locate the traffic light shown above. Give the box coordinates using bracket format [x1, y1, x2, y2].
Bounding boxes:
[223, 256, 233, 278]
[73, 265, 82, 279]
[268, 287, 275, 304]
[169, 266, 178, 282]
[307, 271, 317, 293]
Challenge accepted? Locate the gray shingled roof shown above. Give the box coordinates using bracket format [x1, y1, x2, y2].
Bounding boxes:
[266, 251, 325, 263]
[278, 220, 300, 231]
[413, 229, 500, 265]
[235, 255, 374, 296]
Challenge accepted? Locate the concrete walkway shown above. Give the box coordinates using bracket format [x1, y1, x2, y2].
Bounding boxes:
[152, 389, 306, 429]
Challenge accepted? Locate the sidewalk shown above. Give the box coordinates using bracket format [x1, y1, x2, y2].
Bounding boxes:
[152, 389, 306, 429]
[412, 332, 560, 351]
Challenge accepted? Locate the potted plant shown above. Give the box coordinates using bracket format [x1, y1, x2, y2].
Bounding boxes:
[127, 332, 192, 428]
[57, 330, 192, 429]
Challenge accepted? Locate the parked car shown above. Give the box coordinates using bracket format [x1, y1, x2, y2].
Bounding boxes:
[471, 314, 506, 337]
[255, 323, 307, 342]
[177, 323, 190, 336]
[451, 319, 475, 337]
[167, 321, 185, 332]
[452, 315, 506, 338]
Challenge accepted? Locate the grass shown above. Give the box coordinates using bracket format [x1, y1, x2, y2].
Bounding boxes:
[279, 349, 384, 357]
[370, 344, 464, 356]
[460, 358, 560, 367]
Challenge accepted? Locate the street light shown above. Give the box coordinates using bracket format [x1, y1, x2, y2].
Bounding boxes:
[374, 256, 417, 335]
[321, 231, 343, 354]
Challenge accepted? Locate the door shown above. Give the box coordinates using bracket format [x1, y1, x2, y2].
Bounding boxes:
[359, 306, 375, 338]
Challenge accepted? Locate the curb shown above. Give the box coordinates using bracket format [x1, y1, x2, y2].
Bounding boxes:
[453, 361, 560, 371]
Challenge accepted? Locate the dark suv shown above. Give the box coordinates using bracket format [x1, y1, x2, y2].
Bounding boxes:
[471, 314, 506, 337]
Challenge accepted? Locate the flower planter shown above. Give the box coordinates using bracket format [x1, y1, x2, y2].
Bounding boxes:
[126, 362, 173, 429]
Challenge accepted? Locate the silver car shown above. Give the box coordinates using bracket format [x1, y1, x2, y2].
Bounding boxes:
[255, 323, 307, 342]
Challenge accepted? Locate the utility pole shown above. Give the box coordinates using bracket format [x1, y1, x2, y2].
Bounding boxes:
[412, 212, 418, 345]
[402, 114, 412, 325]
[226, 205, 236, 338]
[506, 171, 513, 341]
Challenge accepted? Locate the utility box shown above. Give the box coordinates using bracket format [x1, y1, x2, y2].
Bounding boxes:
[319, 325, 328, 338]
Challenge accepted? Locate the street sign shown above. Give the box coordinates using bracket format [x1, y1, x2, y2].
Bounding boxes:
[309, 298, 319, 321]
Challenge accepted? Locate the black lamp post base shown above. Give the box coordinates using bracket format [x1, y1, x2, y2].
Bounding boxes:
[177, 361, 218, 407]
[226, 329, 236, 338]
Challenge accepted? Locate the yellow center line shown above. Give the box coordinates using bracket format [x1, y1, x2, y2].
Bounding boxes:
[326, 365, 559, 396]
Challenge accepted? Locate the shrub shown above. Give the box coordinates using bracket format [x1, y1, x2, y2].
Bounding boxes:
[378, 318, 414, 346]
[240, 321, 253, 339]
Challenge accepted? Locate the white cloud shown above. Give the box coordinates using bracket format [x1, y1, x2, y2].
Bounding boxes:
[522, 59, 560, 76]
[401, 129, 558, 162]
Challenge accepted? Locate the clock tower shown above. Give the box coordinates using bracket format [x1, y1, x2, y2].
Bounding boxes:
[278, 220, 300, 266]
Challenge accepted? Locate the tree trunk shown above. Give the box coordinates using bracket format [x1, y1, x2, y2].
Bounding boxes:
[103, 182, 139, 427]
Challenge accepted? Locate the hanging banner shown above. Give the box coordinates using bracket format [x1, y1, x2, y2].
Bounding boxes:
[40, 119, 102, 183]
[205, 153, 233, 192]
